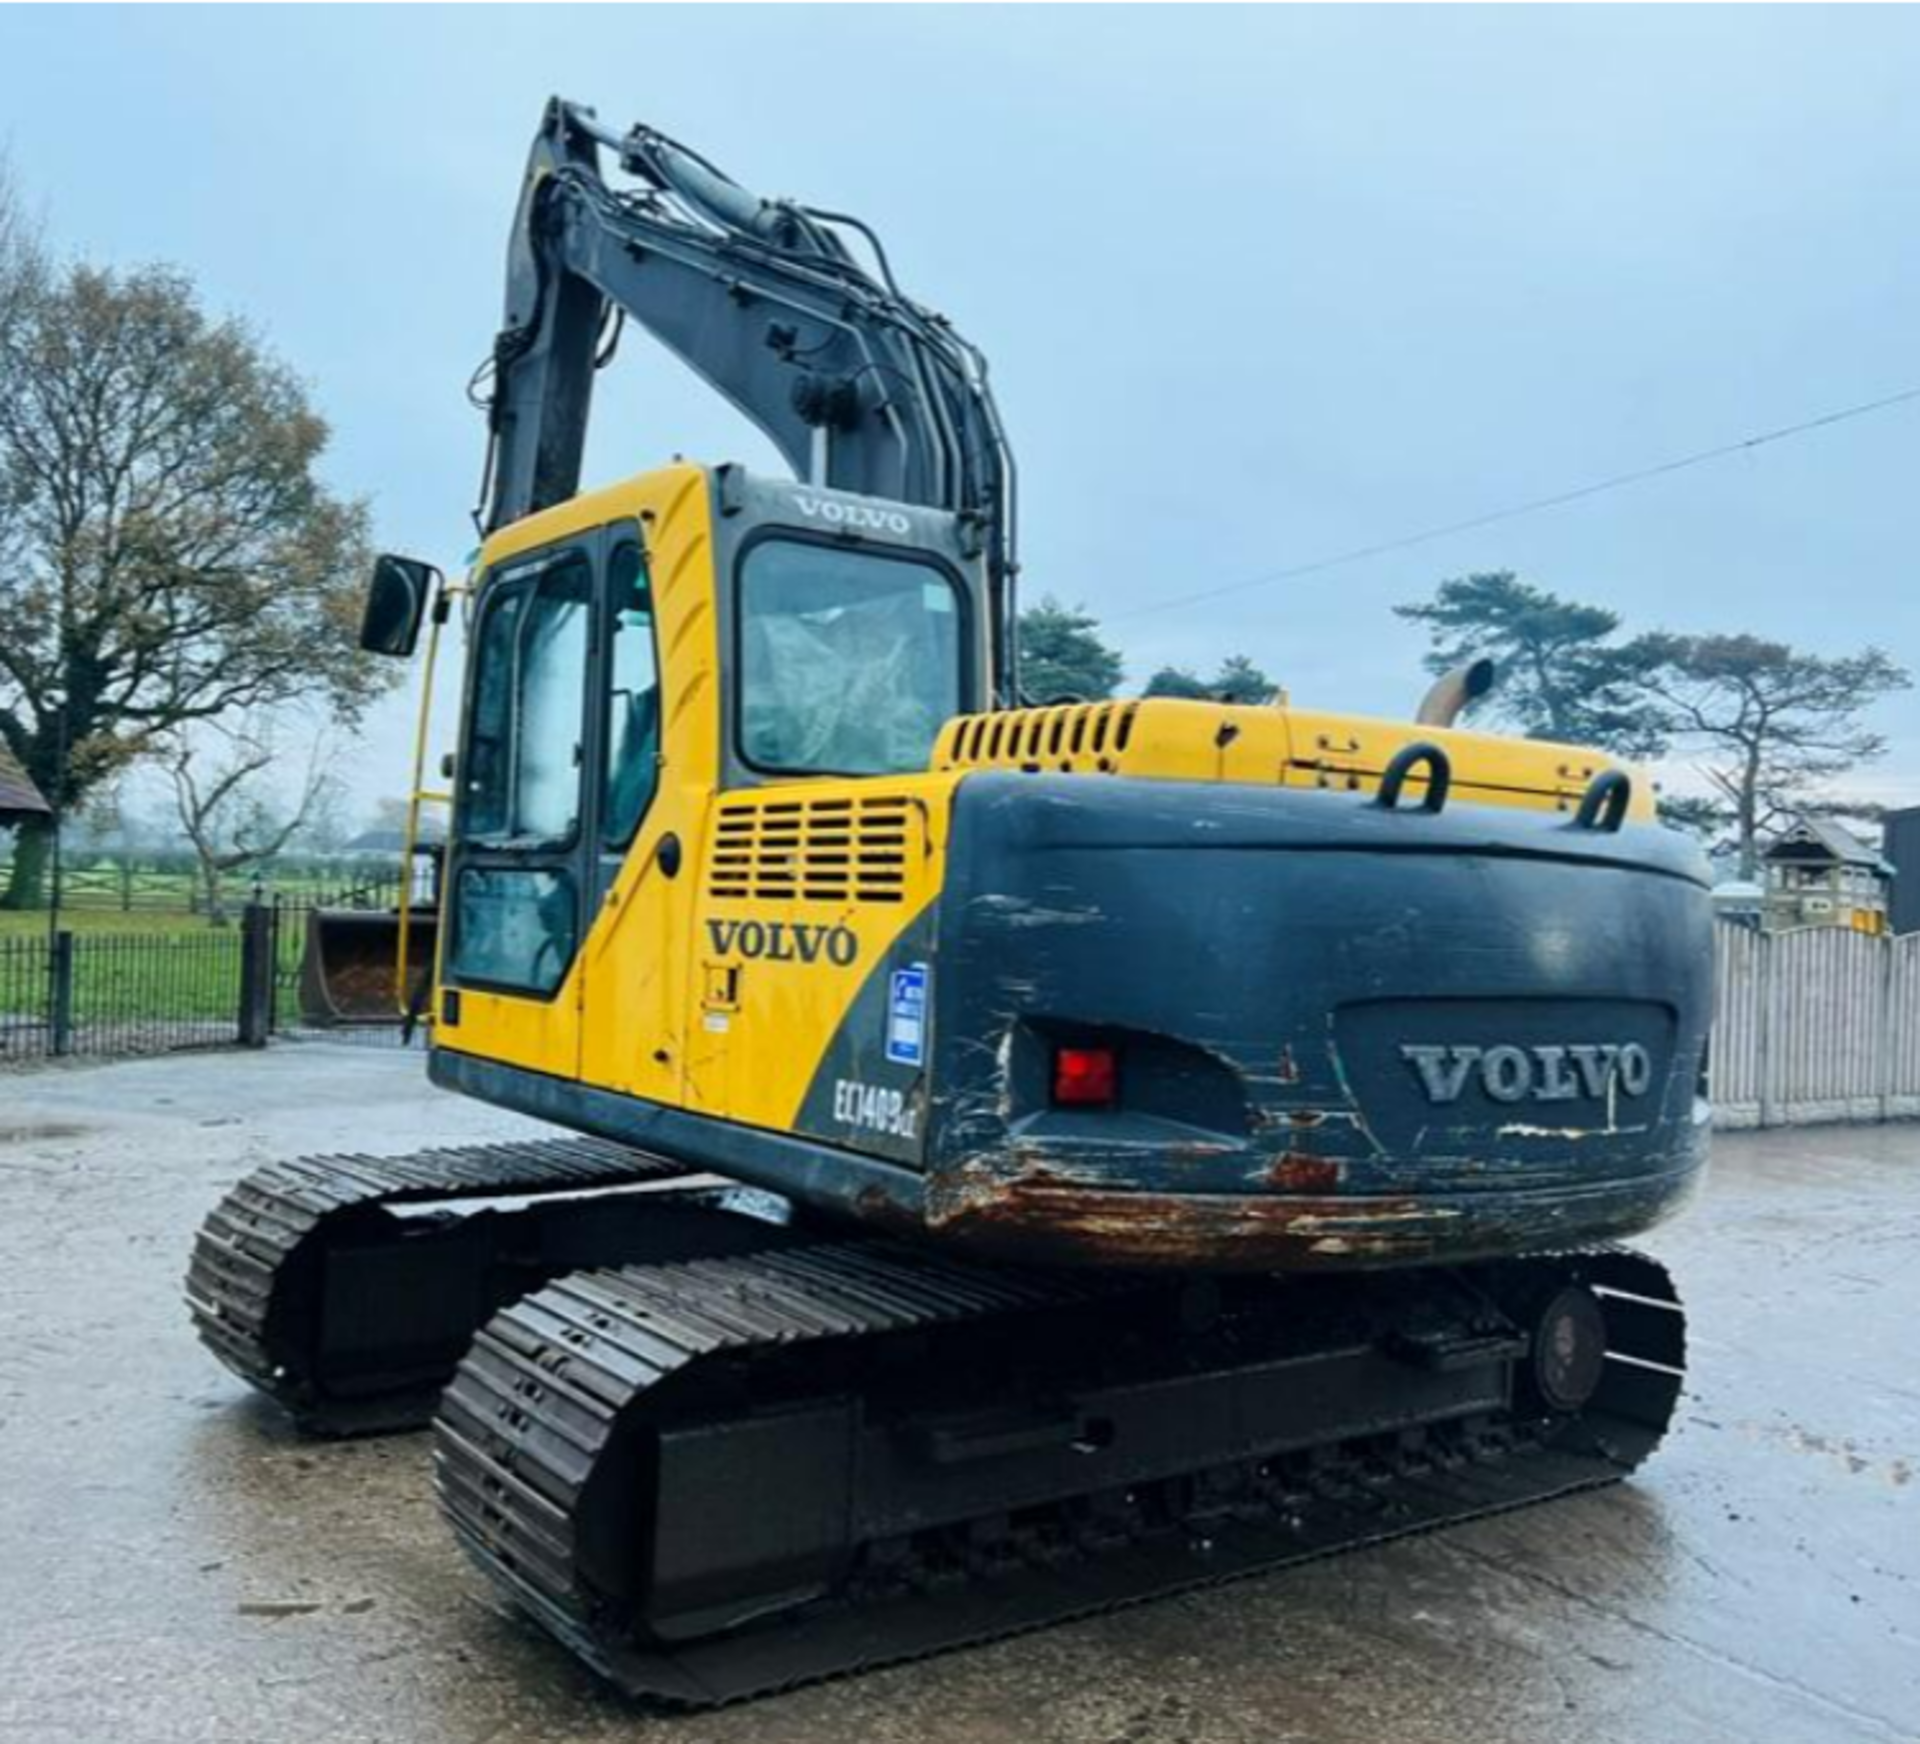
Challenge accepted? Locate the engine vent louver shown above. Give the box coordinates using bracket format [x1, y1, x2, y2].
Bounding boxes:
[935, 702, 1139, 774]
[707, 793, 918, 905]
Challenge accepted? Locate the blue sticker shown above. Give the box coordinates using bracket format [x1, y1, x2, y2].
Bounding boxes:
[885, 964, 929, 1067]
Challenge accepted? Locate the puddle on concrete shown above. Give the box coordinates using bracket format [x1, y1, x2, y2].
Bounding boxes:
[0, 1121, 92, 1144]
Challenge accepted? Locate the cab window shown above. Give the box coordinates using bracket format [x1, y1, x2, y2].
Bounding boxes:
[602, 541, 661, 846]
[450, 867, 577, 995]
[738, 538, 963, 777]
[460, 551, 591, 847]
[450, 547, 591, 995]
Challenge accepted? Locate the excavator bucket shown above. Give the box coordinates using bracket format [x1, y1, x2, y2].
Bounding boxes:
[296, 907, 436, 1027]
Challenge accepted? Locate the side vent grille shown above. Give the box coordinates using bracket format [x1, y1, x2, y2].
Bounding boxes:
[708, 793, 919, 905]
[936, 702, 1139, 773]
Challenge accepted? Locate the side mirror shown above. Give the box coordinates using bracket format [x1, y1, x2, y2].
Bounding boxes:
[359, 555, 441, 657]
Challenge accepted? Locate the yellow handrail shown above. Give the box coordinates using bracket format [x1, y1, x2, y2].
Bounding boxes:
[395, 579, 467, 1019]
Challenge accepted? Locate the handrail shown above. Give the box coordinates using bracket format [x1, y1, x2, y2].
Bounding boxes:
[394, 580, 467, 1020]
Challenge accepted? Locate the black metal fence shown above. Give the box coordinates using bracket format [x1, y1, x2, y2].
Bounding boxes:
[0, 932, 58, 1060]
[0, 918, 262, 1064]
[0, 855, 431, 1065]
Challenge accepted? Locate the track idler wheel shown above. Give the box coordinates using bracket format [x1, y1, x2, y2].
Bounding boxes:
[1525, 1283, 1609, 1414]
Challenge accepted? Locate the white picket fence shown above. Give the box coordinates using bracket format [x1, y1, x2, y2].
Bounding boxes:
[1712, 925, 1920, 1128]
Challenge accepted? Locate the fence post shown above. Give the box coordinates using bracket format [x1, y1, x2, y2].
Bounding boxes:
[1878, 935, 1895, 1123]
[267, 897, 283, 1038]
[1755, 930, 1778, 1129]
[48, 929, 75, 1057]
[237, 903, 274, 1048]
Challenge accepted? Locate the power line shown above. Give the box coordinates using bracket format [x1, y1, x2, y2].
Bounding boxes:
[1112, 383, 1920, 623]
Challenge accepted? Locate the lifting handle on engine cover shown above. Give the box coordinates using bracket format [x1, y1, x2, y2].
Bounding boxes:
[1376, 742, 1452, 814]
[1571, 769, 1633, 833]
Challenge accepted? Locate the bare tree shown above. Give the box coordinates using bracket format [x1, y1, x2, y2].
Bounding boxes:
[0, 154, 47, 681]
[167, 725, 335, 924]
[1632, 633, 1911, 878]
[0, 150, 46, 348]
[0, 227, 390, 908]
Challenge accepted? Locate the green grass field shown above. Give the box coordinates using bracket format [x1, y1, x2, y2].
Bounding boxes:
[0, 917, 245, 1024]
[0, 909, 212, 939]
[1, 855, 403, 921]
[0, 908, 305, 1029]
[0, 859, 409, 1034]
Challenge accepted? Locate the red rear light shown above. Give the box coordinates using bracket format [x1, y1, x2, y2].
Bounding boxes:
[1053, 1046, 1118, 1107]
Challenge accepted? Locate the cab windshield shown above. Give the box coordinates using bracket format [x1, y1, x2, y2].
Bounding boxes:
[737, 538, 964, 776]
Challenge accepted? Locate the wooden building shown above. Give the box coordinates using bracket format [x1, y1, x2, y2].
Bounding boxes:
[1762, 815, 1892, 934]
[0, 744, 49, 823]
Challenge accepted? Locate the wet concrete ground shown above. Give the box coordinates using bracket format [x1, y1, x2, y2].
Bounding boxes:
[0, 1046, 1914, 1744]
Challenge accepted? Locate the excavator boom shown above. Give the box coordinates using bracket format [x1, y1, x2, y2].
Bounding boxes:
[484, 98, 1019, 696]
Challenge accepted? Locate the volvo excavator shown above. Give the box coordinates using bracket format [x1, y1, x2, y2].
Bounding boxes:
[187, 99, 1710, 1707]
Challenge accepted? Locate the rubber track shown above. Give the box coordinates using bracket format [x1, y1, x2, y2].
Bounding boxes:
[435, 1242, 1682, 1708]
[186, 1137, 692, 1430]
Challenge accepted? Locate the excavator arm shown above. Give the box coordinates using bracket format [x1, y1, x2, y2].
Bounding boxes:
[481, 97, 1020, 696]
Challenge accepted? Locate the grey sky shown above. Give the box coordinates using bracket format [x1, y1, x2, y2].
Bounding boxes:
[3, 5, 1915, 816]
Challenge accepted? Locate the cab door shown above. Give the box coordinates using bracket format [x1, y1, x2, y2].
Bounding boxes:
[588, 536, 659, 910]
[437, 535, 599, 1079]
[576, 527, 695, 1105]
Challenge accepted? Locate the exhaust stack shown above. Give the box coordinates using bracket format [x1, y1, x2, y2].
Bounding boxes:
[1416, 658, 1497, 728]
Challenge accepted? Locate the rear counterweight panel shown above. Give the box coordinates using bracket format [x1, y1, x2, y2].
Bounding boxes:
[919, 774, 1713, 1269]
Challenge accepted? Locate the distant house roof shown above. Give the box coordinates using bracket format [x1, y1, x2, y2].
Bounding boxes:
[344, 825, 444, 854]
[0, 744, 49, 819]
[1765, 815, 1892, 875]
